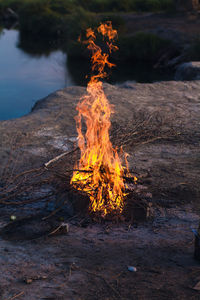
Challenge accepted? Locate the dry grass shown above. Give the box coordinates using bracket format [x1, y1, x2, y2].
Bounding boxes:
[111, 110, 183, 150]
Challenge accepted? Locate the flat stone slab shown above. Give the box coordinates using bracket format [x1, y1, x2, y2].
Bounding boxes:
[0, 80, 200, 202]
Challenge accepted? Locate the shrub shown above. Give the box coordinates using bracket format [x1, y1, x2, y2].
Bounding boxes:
[0, 0, 175, 63]
[187, 38, 200, 61]
[18, 30, 59, 56]
[49, 0, 75, 15]
[19, 3, 62, 38]
[0, 0, 175, 15]
[0, 0, 29, 12]
[100, 14, 126, 33]
[67, 31, 173, 65]
[76, 0, 174, 12]
[67, 40, 87, 59]
[117, 32, 172, 62]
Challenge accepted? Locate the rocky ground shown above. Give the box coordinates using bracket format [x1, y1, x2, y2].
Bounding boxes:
[124, 12, 200, 43]
[0, 79, 200, 299]
[122, 11, 200, 67]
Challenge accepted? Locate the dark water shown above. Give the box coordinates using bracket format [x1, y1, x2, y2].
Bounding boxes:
[0, 29, 174, 120]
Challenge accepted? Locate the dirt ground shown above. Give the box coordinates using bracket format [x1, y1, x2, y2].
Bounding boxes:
[0, 81, 200, 299]
[0, 205, 199, 300]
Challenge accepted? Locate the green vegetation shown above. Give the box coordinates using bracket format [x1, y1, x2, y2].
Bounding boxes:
[0, 0, 176, 63]
[67, 31, 172, 64]
[187, 38, 200, 61]
[72, 0, 175, 13]
[116, 32, 172, 62]
[0, 0, 175, 14]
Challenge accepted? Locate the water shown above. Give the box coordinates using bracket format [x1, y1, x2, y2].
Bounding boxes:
[0, 29, 73, 120]
[0, 28, 174, 120]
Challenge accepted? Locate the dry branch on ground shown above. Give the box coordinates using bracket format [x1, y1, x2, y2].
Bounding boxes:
[0, 111, 185, 213]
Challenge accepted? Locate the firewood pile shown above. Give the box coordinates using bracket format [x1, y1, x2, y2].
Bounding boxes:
[0, 110, 181, 222]
[0, 144, 153, 222]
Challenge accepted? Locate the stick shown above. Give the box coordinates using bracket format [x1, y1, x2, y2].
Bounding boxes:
[65, 169, 93, 173]
[0, 193, 54, 205]
[6, 291, 24, 300]
[0, 168, 43, 192]
[44, 147, 78, 168]
[65, 169, 137, 183]
[42, 199, 68, 220]
[48, 223, 69, 236]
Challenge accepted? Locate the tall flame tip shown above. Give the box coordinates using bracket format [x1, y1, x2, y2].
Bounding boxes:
[71, 22, 131, 217]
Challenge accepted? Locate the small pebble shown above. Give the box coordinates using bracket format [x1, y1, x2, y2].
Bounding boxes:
[24, 278, 33, 284]
[128, 266, 137, 272]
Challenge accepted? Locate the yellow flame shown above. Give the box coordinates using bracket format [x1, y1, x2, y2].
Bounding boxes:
[71, 22, 133, 216]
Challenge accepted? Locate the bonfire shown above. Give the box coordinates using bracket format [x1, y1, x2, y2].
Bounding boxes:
[71, 22, 137, 217]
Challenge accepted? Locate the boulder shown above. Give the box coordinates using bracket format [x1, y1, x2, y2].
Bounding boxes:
[175, 61, 200, 80]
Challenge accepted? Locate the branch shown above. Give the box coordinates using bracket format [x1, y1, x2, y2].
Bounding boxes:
[44, 147, 78, 168]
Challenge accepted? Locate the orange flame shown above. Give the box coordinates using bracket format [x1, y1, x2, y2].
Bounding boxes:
[71, 22, 131, 217]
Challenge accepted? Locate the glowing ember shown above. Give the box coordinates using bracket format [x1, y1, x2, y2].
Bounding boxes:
[71, 22, 135, 217]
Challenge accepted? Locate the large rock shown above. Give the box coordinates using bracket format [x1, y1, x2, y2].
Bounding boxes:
[175, 61, 200, 80]
[0, 80, 200, 203]
[0, 81, 200, 300]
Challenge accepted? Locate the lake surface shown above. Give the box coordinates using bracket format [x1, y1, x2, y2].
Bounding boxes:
[0, 29, 73, 120]
[0, 29, 174, 120]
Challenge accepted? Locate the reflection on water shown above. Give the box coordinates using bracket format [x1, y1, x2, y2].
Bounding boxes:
[0, 29, 73, 120]
[0, 28, 174, 120]
[67, 58, 174, 87]
[18, 31, 60, 57]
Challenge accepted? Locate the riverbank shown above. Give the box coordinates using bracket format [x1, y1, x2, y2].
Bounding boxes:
[1, 0, 200, 65]
[0, 79, 200, 299]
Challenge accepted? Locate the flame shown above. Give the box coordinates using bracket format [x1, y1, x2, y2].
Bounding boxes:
[71, 22, 132, 217]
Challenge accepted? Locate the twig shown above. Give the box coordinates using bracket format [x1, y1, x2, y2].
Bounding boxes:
[132, 134, 178, 147]
[65, 169, 93, 173]
[0, 168, 43, 192]
[48, 223, 69, 236]
[44, 147, 78, 168]
[0, 170, 45, 195]
[0, 193, 54, 205]
[45, 169, 70, 180]
[42, 199, 68, 220]
[11, 168, 43, 181]
[65, 169, 137, 178]
[6, 291, 24, 300]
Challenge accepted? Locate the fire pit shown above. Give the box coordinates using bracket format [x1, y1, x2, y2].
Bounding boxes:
[0, 22, 153, 227]
[70, 22, 139, 220]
